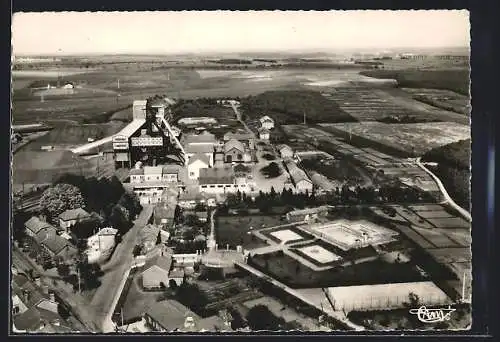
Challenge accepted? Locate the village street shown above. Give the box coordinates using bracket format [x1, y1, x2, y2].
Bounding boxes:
[89, 205, 153, 332]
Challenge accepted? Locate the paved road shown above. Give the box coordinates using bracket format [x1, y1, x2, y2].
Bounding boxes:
[89, 205, 153, 332]
[416, 158, 471, 222]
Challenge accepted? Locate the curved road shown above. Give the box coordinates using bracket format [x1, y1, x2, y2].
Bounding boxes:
[416, 157, 471, 222]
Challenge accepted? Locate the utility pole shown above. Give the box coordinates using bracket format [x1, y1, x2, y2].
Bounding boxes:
[462, 271, 467, 302]
[97, 146, 100, 178]
[77, 267, 81, 294]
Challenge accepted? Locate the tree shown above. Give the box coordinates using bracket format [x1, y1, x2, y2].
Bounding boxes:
[246, 305, 283, 331]
[174, 205, 183, 225]
[260, 162, 281, 178]
[57, 263, 70, 277]
[109, 204, 130, 234]
[39, 183, 85, 222]
[76, 259, 103, 291]
[169, 279, 178, 290]
[156, 231, 162, 245]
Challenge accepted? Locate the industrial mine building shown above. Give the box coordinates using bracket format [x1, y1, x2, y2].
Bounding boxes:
[112, 98, 185, 169]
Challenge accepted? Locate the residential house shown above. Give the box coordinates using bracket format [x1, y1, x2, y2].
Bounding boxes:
[141, 253, 176, 290]
[40, 234, 77, 260]
[154, 204, 176, 230]
[182, 132, 217, 167]
[258, 127, 270, 140]
[12, 273, 72, 333]
[162, 165, 182, 183]
[24, 217, 54, 238]
[223, 139, 252, 163]
[223, 132, 255, 150]
[187, 154, 211, 180]
[143, 300, 199, 332]
[194, 211, 208, 222]
[58, 208, 91, 231]
[199, 167, 238, 195]
[140, 224, 162, 253]
[178, 191, 216, 209]
[129, 165, 181, 205]
[86, 227, 118, 264]
[259, 115, 275, 130]
[284, 159, 313, 193]
[214, 152, 224, 168]
[277, 144, 294, 159]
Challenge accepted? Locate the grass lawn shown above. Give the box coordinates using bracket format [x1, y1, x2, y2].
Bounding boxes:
[215, 215, 284, 249]
[249, 251, 427, 289]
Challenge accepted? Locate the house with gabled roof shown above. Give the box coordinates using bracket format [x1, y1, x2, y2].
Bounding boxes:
[24, 217, 55, 238]
[187, 153, 210, 180]
[223, 139, 252, 163]
[259, 115, 275, 130]
[58, 208, 91, 231]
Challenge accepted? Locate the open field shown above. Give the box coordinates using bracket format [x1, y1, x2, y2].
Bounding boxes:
[215, 215, 285, 249]
[402, 88, 470, 115]
[320, 122, 470, 156]
[19, 122, 126, 151]
[13, 150, 115, 185]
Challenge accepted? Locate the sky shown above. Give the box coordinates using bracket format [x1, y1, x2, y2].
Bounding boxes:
[12, 10, 470, 56]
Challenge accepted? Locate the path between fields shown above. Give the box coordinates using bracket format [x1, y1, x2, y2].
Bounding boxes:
[416, 158, 471, 221]
[89, 205, 153, 332]
[230, 102, 255, 137]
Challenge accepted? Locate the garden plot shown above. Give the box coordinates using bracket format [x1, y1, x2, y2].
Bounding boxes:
[321, 122, 470, 155]
[296, 245, 342, 264]
[270, 229, 305, 244]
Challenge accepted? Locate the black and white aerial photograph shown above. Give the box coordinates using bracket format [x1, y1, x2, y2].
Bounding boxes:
[10, 10, 472, 333]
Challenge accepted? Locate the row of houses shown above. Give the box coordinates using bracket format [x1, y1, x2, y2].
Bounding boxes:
[24, 217, 77, 261]
[283, 159, 313, 194]
[12, 270, 75, 333]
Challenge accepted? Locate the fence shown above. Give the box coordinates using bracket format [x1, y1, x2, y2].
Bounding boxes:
[327, 293, 451, 312]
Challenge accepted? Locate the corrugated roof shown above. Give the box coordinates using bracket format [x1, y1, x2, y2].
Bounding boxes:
[116, 119, 146, 138]
[199, 167, 234, 185]
[58, 208, 90, 221]
[188, 153, 210, 166]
